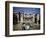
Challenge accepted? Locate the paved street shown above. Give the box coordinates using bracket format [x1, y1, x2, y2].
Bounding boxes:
[13, 21, 40, 31]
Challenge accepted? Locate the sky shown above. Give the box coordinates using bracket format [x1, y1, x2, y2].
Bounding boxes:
[13, 7, 40, 14]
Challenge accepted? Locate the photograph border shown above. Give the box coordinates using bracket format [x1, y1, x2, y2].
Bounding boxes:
[5, 1, 45, 37]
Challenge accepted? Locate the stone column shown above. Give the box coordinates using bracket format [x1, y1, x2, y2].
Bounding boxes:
[20, 14, 23, 23]
[16, 14, 19, 23]
[33, 14, 35, 23]
[37, 14, 39, 24]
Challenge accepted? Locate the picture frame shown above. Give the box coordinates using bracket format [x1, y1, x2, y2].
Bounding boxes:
[5, 1, 45, 37]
